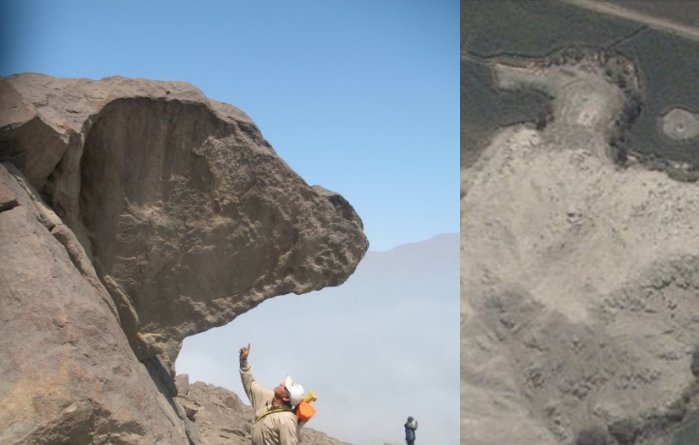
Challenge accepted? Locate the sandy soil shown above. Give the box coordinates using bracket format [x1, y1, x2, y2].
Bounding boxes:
[462, 54, 699, 445]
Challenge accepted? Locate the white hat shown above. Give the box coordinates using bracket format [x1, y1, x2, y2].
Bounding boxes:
[284, 375, 305, 406]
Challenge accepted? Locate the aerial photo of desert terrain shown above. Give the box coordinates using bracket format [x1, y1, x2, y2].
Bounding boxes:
[462, 1, 699, 444]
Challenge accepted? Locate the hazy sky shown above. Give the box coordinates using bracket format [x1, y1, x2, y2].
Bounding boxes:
[1, 0, 459, 252]
[178, 234, 460, 445]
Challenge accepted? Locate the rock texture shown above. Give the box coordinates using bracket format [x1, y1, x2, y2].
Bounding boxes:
[0, 73, 367, 365]
[462, 55, 699, 444]
[0, 74, 367, 444]
[0, 163, 190, 445]
[174, 375, 354, 445]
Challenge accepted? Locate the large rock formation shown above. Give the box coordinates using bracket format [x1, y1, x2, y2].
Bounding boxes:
[0, 74, 367, 444]
[1, 162, 193, 444]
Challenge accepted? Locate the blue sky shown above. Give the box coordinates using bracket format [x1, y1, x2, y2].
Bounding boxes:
[1, 0, 459, 251]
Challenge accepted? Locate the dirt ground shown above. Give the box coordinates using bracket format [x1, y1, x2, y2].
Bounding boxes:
[462, 51, 699, 445]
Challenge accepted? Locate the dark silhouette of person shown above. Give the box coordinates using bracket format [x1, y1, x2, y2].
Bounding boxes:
[404, 416, 418, 445]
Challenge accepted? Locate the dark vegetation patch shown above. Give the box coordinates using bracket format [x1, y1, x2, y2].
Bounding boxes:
[461, 0, 639, 169]
[601, 51, 643, 166]
[461, 0, 640, 59]
[462, 0, 699, 181]
[460, 58, 552, 169]
[617, 31, 699, 179]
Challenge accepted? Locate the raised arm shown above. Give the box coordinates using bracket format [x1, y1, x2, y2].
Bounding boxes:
[239, 343, 272, 411]
[239, 343, 250, 367]
[239, 343, 255, 402]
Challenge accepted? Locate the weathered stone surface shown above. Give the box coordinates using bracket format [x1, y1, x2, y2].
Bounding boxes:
[0, 74, 366, 444]
[0, 73, 368, 369]
[0, 163, 190, 445]
[0, 173, 18, 211]
[175, 375, 355, 445]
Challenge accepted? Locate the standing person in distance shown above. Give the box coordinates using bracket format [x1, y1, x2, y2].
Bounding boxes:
[404, 416, 418, 445]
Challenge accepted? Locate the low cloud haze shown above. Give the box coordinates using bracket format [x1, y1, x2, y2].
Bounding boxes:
[176, 233, 459, 445]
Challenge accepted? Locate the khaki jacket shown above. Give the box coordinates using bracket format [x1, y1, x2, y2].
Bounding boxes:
[240, 363, 299, 445]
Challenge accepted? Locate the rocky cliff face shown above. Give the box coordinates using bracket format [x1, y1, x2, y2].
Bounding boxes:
[0, 73, 367, 444]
